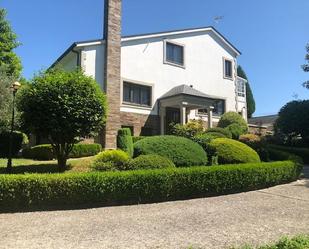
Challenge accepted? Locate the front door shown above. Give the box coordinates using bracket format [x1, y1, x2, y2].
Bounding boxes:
[165, 107, 180, 134]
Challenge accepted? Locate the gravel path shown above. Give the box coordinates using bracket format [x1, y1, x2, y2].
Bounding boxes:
[1, 177, 309, 249]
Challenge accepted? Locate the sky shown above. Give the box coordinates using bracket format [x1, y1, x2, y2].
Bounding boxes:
[1, 0, 308, 116]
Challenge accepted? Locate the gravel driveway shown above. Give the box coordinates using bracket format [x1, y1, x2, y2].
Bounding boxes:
[0, 177, 308, 249]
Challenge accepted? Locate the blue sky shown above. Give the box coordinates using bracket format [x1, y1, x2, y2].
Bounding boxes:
[1, 0, 308, 116]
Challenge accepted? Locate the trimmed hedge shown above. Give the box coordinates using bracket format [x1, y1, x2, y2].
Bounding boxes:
[22, 143, 102, 160]
[268, 148, 303, 164]
[268, 145, 309, 164]
[92, 150, 130, 171]
[205, 127, 232, 139]
[0, 161, 302, 211]
[126, 155, 176, 170]
[117, 128, 133, 157]
[0, 131, 28, 157]
[209, 138, 261, 164]
[132, 136, 147, 143]
[134, 135, 208, 167]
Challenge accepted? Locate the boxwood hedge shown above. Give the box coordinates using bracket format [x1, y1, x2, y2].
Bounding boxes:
[209, 138, 261, 164]
[134, 135, 208, 167]
[0, 161, 301, 211]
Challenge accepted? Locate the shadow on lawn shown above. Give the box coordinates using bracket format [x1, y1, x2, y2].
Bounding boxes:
[0, 164, 61, 174]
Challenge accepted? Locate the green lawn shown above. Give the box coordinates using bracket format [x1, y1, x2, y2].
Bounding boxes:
[0, 157, 94, 174]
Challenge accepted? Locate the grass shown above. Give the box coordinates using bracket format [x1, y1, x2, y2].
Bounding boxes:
[231, 235, 309, 249]
[0, 157, 94, 174]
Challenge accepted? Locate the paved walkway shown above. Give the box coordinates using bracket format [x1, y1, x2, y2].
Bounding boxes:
[1, 176, 308, 249]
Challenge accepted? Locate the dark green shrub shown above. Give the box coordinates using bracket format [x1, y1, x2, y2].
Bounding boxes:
[203, 132, 226, 139]
[134, 135, 207, 167]
[268, 145, 309, 164]
[0, 161, 301, 211]
[22, 144, 54, 160]
[205, 127, 232, 138]
[69, 143, 102, 158]
[117, 128, 133, 157]
[192, 134, 218, 165]
[22, 143, 102, 160]
[126, 155, 176, 170]
[268, 147, 304, 164]
[209, 138, 260, 164]
[132, 136, 147, 143]
[217, 112, 248, 133]
[0, 131, 28, 157]
[92, 150, 130, 171]
[239, 134, 270, 162]
[226, 123, 245, 139]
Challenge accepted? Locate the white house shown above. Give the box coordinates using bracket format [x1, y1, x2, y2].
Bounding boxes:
[52, 27, 247, 131]
[50, 1, 247, 148]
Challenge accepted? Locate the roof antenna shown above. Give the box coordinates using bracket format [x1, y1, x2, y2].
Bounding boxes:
[213, 16, 224, 25]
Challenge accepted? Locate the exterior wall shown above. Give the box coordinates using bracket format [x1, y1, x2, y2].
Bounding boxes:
[55, 52, 78, 71]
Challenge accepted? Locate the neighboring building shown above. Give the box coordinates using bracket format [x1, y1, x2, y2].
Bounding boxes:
[51, 0, 247, 148]
[248, 114, 278, 135]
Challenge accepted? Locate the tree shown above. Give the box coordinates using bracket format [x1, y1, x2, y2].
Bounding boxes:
[0, 66, 13, 132]
[302, 43, 309, 89]
[0, 8, 22, 78]
[17, 69, 107, 171]
[275, 100, 309, 145]
[237, 66, 256, 118]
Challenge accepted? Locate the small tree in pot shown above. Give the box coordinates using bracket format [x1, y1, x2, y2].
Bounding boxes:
[17, 69, 107, 171]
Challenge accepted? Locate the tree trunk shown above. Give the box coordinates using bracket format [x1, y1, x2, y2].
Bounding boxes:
[57, 155, 67, 172]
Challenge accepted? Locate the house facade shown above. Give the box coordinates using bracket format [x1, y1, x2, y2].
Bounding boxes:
[51, 1, 247, 149]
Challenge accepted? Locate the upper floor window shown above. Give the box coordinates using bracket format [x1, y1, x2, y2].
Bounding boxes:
[123, 81, 152, 107]
[237, 79, 246, 97]
[164, 41, 185, 67]
[224, 59, 233, 79]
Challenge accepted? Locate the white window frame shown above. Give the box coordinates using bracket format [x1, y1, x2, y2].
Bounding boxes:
[237, 79, 246, 97]
[163, 40, 186, 68]
[223, 58, 233, 80]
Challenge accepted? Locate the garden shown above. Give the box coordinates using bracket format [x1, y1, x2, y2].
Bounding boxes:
[0, 69, 307, 212]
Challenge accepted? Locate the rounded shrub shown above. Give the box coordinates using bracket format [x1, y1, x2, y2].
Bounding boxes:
[69, 143, 102, 158]
[225, 123, 245, 139]
[239, 134, 269, 162]
[217, 112, 248, 132]
[117, 128, 133, 157]
[192, 134, 218, 165]
[92, 149, 130, 171]
[134, 135, 208, 167]
[22, 144, 54, 160]
[209, 138, 261, 164]
[205, 127, 232, 138]
[126, 154, 176, 170]
[132, 136, 147, 143]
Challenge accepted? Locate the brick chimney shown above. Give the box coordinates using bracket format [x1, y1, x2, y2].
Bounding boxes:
[102, 0, 122, 149]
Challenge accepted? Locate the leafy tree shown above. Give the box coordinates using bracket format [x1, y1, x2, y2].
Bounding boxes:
[275, 100, 309, 145]
[237, 66, 256, 118]
[0, 8, 22, 78]
[17, 70, 107, 171]
[0, 66, 13, 131]
[302, 43, 309, 89]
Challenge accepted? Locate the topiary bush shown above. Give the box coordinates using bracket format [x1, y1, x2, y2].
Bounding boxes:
[117, 128, 133, 157]
[217, 112, 248, 133]
[171, 120, 204, 139]
[22, 143, 102, 160]
[0, 131, 29, 157]
[209, 138, 260, 164]
[225, 123, 245, 139]
[0, 161, 301, 211]
[239, 134, 269, 162]
[132, 136, 147, 143]
[92, 149, 130, 171]
[268, 145, 309, 164]
[126, 155, 176, 170]
[205, 127, 232, 138]
[267, 148, 303, 165]
[134, 135, 208, 167]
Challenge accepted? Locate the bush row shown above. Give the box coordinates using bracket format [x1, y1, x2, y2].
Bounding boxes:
[22, 143, 102, 160]
[0, 161, 301, 211]
[268, 144, 309, 164]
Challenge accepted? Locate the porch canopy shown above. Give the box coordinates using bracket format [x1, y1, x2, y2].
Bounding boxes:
[158, 84, 223, 134]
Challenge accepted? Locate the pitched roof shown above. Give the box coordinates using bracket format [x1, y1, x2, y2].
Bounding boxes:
[248, 115, 279, 126]
[159, 84, 219, 100]
[50, 26, 241, 68]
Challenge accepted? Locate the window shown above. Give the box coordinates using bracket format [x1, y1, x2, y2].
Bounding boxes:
[224, 59, 233, 79]
[198, 100, 225, 116]
[165, 41, 185, 66]
[237, 80, 246, 97]
[123, 82, 152, 107]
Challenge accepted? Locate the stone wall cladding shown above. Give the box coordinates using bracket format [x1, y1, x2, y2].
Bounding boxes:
[120, 112, 160, 136]
[103, 0, 122, 149]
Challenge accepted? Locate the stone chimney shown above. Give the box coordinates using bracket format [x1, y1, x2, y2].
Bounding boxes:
[103, 0, 122, 149]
